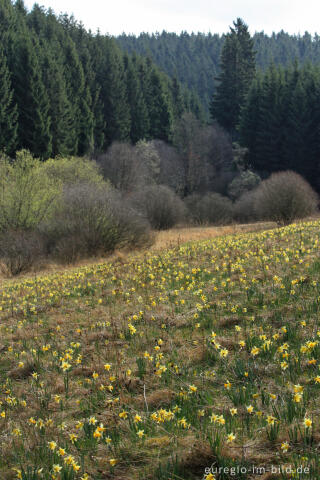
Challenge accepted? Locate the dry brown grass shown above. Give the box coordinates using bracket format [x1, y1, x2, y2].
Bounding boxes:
[0, 222, 275, 284]
[151, 222, 275, 251]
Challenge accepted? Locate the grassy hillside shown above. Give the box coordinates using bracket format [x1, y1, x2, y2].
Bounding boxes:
[1, 221, 320, 479]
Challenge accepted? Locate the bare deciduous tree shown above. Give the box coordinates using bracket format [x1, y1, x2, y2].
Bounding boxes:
[172, 113, 234, 196]
[151, 139, 185, 194]
[97, 142, 139, 192]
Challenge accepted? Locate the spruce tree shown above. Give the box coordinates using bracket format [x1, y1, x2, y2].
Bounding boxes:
[124, 54, 149, 143]
[63, 37, 85, 154]
[97, 37, 131, 147]
[0, 0, 17, 52]
[170, 75, 184, 120]
[91, 85, 106, 154]
[293, 66, 320, 188]
[70, 25, 95, 155]
[137, 58, 153, 139]
[282, 71, 308, 172]
[210, 18, 256, 137]
[239, 74, 263, 167]
[147, 65, 172, 141]
[87, 33, 106, 153]
[78, 86, 94, 156]
[42, 44, 76, 156]
[189, 90, 205, 122]
[13, 34, 52, 158]
[0, 44, 18, 154]
[239, 62, 320, 192]
[253, 64, 285, 173]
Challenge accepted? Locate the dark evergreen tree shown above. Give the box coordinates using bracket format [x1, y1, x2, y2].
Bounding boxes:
[0, 44, 18, 154]
[282, 69, 308, 172]
[210, 18, 256, 137]
[87, 33, 106, 152]
[210, 33, 239, 134]
[69, 23, 95, 155]
[239, 74, 263, 168]
[41, 44, 75, 156]
[302, 66, 320, 187]
[253, 64, 284, 173]
[170, 75, 184, 120]
[14, 0, 27, 16]
[97, 37, 131, 147]
[147, 65, 172, 141]
[285, 65, 320, 187]
[62, 37, 85, 154]
[124, 53, 149, 143]
[78, 85, 94, 156]
[12, 33, 52, 158]
[91, 85, 106, 153]
[0, 0, 17, 51]
[189, 90, 206, 123]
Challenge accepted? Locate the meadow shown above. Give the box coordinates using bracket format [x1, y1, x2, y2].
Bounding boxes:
[0, 220, 320, 479]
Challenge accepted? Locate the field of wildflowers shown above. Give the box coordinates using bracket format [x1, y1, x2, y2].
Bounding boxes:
[0, 221, 320, 479]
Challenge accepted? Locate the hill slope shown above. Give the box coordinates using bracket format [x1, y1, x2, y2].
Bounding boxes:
[1, 221, 320, 478]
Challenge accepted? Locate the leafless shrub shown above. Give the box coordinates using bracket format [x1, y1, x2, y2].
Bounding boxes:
[41, 183, 151, 263]
[97, 141, 161, 192]
[111, 197, 153, 249]
[233, 190, 259, 223]
[151, 140, 185, 195]
[97, 142, 139, 191]
[130, 185, 186, 230]
[254, 171, 318, 225]
[0, 230, 45, 276]
[185, 193, 233, 225]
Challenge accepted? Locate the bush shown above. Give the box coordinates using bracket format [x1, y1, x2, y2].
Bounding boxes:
[42, 184, 151, 263]
[185, 193, 233, 225]
[130, 185, 186, 230]
[112, 199, 153, 249]
[151, 140, 185, 195]
[97, 141, 162, 192]
[233, 190, 259, 223]
[0, 150, 59, 232]
[41, 156, 105, 187]
[254, 171, 318, 225]
[97, 142, 141, 191]
[0, 230, 45, 276]
[228, 170, 261, 200]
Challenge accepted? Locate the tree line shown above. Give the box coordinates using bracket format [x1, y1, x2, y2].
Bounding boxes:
[117, 29, 320, 114]
[239, 62, 320, 191]
[0, 0, 203, 159]
[1, 2, 319, 209]
[208, 18, 320, 193]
